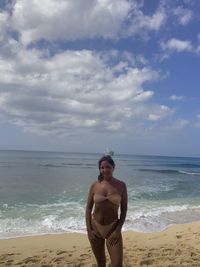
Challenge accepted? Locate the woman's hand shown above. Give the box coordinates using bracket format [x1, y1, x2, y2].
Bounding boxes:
[87, 229, 98, 240]
[107, 229, 121, 246]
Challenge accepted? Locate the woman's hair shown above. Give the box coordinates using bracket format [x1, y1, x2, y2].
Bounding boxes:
[98, 155, 115, 182]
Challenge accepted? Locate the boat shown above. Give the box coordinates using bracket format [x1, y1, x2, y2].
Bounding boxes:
[105, 148, 114, 156]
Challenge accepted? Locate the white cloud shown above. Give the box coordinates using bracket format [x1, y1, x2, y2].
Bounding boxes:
[0, 43, 172, 136]
[7, 0, 167, 45]
[135, 54, 149, 65]
[0, 11, 9, 45]
[10, 0, 131, 44]
[169, 95, 184, 101]
[148, 105, 174, 121]
[161, 118, 190, 133]
[173, 119, 189, 130]
[173, 6, 193, 25]
[161, 38, 193, 52]
[194, 114, 200, 128]
[0, 2, 183, 139]
[127, 7, 166, 37]
[196, 33, 200, 54]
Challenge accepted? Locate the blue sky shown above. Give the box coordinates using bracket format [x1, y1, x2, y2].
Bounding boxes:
[0, 0, 200, 157]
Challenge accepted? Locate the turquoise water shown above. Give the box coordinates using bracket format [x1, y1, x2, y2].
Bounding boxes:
[1, 150, 200, 239]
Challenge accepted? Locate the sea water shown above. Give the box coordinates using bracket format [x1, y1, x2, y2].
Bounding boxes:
[1, 150, 200, 239]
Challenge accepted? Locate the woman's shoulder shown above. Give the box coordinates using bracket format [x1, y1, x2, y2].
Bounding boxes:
[113, 178, 127, 196]
[113, 177, 126, 186]
[112, 178, 126, 191]
[89, 180, 99, 190]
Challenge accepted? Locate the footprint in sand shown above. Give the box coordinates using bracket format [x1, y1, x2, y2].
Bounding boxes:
[19, 256, 40, 264]
[140, 258, 155, 265]
[80, 253, 90, 260]
[52, 256, 66, 263]
[175, 249, 182, 256]
[3, 259, 14, 266]
[56, 250, 68, 256]
[0, 253, 20, 261]
[0, 253, 21, 267]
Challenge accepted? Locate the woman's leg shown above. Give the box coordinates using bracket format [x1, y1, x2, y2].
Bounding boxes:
[89, 236, 106, 267]
[89, 218, 106, 267]
[106, 233, 123, 267]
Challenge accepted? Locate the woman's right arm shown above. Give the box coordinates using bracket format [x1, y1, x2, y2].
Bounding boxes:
[85, 182, 95, 233]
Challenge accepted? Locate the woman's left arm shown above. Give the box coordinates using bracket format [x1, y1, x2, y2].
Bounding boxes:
[116, 181, 128, 232]
[108, 181, 127, 246]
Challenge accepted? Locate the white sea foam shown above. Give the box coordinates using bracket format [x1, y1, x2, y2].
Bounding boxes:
[179, 170, 200, 175]
[1, 203, 200, 239]
[0, 214, 86, 239]
[125, 205, 200, 232]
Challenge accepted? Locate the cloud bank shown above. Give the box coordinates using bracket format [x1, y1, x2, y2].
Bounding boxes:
[0, 0, 194, 140]
[0, 42, 171, 136]
[8, 0, 167, 45]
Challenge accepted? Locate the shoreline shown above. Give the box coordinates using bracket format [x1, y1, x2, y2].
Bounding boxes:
[1, 221, 200, 266]
[1, 214, 200, 241]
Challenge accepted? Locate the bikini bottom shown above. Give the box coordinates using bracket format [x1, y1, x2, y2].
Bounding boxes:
[91, 218, 118, 239]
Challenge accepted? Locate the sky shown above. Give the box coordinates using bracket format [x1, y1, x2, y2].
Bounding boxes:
[0, 0, 200, 157]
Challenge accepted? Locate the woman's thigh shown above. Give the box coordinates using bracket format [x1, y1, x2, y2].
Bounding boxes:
[89, 236, 106, 263]
[106, 233, 123, 267]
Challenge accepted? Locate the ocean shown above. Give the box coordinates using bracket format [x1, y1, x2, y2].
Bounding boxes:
[1, 150, 200, 239]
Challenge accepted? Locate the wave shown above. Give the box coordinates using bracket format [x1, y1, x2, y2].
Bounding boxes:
[2, 203, 200, 238]
[179, 170, 200, 176]
[0, 215, 86, 240]
[164, 163, 200, 168]
[0, 201, 86, 239]
[125, 205, 200, 233]
[138, 168, 200, 175]
[139, 168, 178, 173]
[39, 162, 95, 168]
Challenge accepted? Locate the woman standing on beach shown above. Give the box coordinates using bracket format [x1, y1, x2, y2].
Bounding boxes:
[86, 155, 128, 267]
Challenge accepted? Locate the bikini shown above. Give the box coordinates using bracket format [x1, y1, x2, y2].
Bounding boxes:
[92, 193, 121, 239]
[93, 193, 121, 206]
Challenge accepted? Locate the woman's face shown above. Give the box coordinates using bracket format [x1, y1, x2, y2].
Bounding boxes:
[99, 160, 114, 180]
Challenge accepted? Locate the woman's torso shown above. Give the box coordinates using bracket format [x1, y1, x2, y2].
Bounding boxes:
[92, 178, 122, 225]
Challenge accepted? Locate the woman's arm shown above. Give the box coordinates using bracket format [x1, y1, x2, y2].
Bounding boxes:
[108, 181, 127, 246]
[85, 182, 95, 232]
[116, 181, 128, 232]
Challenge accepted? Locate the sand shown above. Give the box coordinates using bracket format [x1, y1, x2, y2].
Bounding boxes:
[1, 221, 200, 266]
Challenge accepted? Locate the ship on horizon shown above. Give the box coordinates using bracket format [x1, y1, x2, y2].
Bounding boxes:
[105, 148, 114, 156]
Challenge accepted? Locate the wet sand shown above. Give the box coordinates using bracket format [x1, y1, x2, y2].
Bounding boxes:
[1, 221, 200, 266]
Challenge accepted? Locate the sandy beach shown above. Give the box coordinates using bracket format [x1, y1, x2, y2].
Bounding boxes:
[1, 221, 200, 267]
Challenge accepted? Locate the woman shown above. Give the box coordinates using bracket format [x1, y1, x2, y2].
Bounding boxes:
[86, 155, 128, 267]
